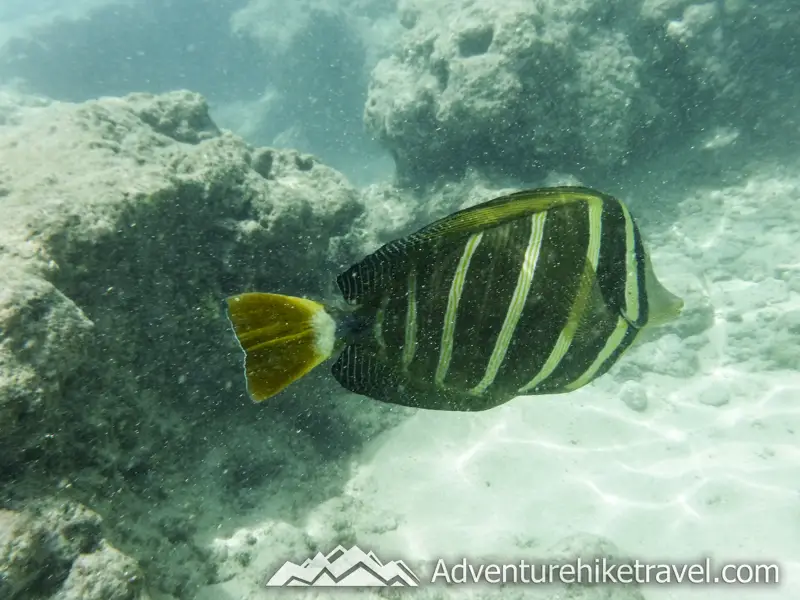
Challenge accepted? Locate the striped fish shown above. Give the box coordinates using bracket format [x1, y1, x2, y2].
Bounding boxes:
[225, 186, 683, 411]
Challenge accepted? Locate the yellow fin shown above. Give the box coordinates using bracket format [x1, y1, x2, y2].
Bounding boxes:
[225, 293, 337, 401]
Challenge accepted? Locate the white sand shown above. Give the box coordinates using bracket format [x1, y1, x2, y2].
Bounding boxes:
[196, 155, 800, 600]
[348, 368, 800, 600]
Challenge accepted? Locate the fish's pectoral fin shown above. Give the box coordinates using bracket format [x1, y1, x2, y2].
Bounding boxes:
[642, 251, 683, 327]
[226, 292, 337, 402]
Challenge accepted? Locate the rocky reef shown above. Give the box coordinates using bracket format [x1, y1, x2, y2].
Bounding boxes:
[0, 90, 408, 598]
[365, 0, 800, 185]
[0, 500, 148, 600]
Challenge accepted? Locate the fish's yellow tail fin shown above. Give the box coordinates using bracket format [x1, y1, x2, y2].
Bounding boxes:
[225, 293, 337, 402]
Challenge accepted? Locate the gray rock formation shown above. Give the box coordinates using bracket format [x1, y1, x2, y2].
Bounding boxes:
[365, 0, 800, 186]
[642, 1, 800, 129]
[0, 89, 406, 598]
[53, 541, 147, 600]
[366, 0, 640, 184]
[0, 500, 148, 600]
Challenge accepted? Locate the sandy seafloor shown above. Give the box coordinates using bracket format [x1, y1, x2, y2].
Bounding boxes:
[194, 150, 800, 600]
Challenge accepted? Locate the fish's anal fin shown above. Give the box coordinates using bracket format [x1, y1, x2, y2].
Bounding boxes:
[225, 293, 336, 402]
[331, 344, 510, 411]
[331, 344, 402, 403]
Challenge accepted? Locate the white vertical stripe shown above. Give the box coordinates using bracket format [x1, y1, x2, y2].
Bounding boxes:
[518, 198, 603, 393]
[401, 269, 418, 370]
[471, 213, 547, 395]
[619, 201, 641, 324]
[435, 232, 484, 385]
[585, 198, 604, 271]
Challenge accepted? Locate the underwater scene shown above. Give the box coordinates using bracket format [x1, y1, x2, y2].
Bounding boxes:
[0, 1, 798, 599]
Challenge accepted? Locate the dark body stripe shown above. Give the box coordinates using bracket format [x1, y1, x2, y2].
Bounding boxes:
[332, 187, 651, 411]
[595, 198, 649, 328]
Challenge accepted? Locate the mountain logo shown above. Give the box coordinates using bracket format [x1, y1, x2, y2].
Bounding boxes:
[265, 544, 421, 587]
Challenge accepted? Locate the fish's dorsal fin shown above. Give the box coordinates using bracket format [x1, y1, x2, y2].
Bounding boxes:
[337, 186, 606, 305]
[412, 186, 603, 241]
